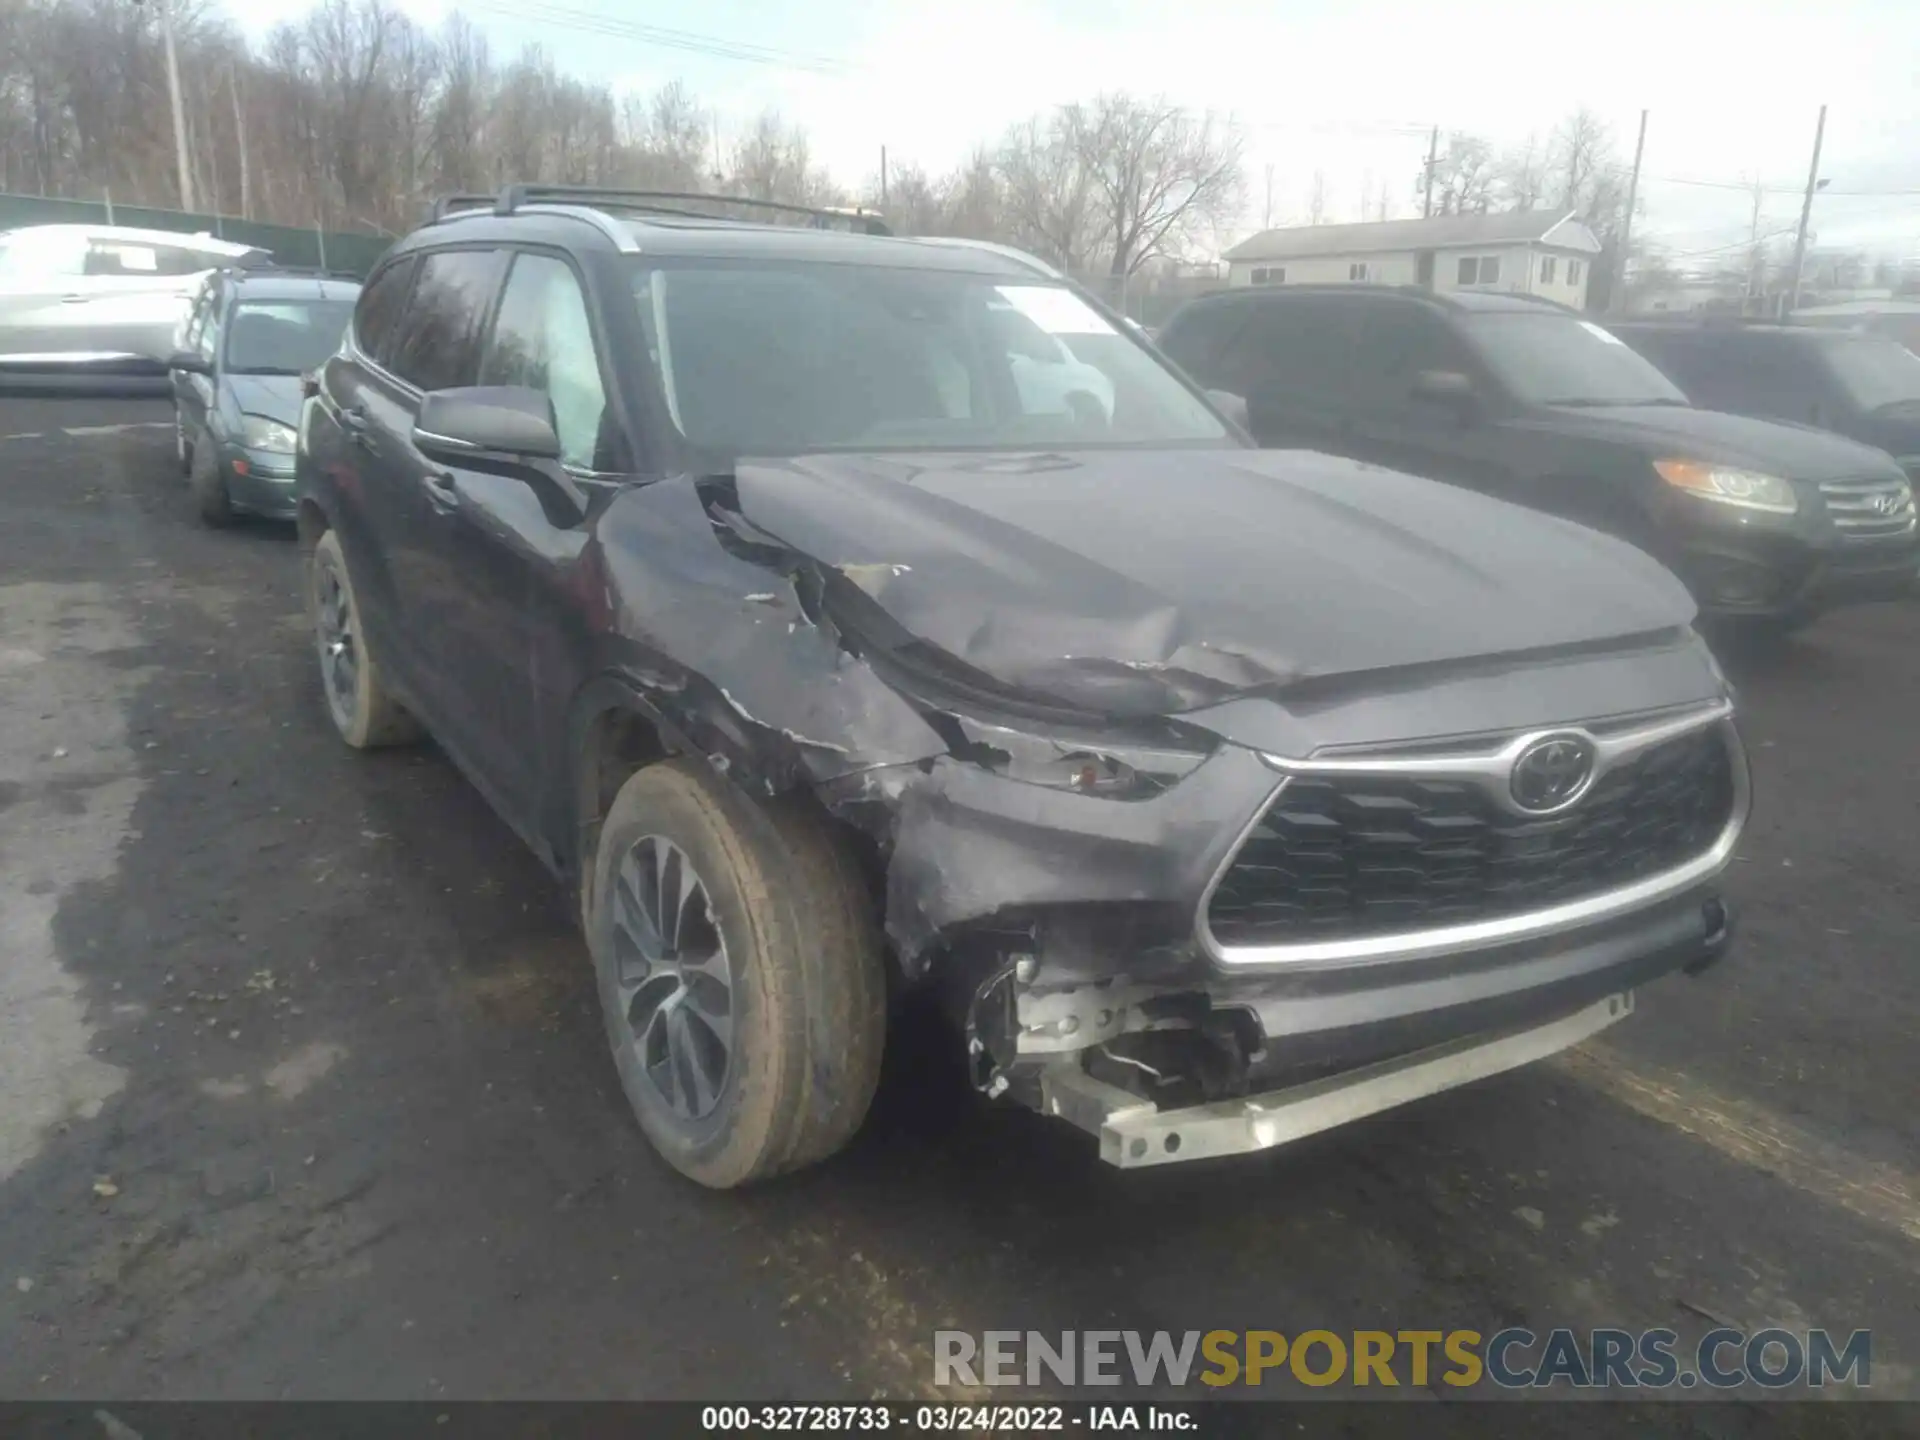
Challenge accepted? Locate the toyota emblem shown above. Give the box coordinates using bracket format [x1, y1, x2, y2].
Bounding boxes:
[1510, 734, 1597, 813]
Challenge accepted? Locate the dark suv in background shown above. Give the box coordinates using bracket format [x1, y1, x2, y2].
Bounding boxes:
[295, 188, 1746, 1189]
[1159, 286, 1917, 629]
[1614, 321, 1920, 482]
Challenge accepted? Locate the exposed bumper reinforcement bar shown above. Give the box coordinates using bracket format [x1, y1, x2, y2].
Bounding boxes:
[1039, 991, 1633, 1168]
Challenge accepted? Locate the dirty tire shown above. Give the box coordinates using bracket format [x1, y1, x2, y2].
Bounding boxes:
[589, 761, 883, 1188]
[765, 797, 887, 1171]
[188, 435, 232, 527]
[307, 528, 421, 749]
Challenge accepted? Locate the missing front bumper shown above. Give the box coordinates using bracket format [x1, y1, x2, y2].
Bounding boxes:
[1038, 991, 1632, 1168]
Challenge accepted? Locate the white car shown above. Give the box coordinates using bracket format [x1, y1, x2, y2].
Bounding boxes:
[0, 224, 268, 389]
[987, 302, 1118, 422]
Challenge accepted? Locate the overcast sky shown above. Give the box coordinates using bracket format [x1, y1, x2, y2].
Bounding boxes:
[226, 0, 1920, 263]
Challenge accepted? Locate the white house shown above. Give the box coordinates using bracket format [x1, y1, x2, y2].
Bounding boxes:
[1222, 211, 1603, 309]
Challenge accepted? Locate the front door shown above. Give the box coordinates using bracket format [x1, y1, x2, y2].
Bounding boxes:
[422, 249, 629, 838]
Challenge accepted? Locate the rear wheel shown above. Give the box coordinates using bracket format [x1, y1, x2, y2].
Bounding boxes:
[587, 760, 885, 1188]
[307, 529, 420, 748]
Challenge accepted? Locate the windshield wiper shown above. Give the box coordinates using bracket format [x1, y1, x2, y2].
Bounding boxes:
[1545, 397, 1686, 409]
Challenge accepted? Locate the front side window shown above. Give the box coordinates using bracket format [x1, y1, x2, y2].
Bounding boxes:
[353, 259, 416, 362]
[480, 253, 616, 470]
[1463, 312, 1690, 407]
[387, 249, 501, 391]
[224, 299, 357, 375]
[628, 261, 1229, 463]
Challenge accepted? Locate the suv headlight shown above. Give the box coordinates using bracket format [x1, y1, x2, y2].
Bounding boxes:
[939, 712, 1212, 800]
[239, 414, 298, 454]
[1653, 459, 1798, 515]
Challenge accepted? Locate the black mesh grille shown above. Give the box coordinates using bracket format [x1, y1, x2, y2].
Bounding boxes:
[1206, 726, 1736, 948]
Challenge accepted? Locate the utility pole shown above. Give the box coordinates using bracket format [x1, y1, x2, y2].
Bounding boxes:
[1786, 104, 1827, 317]
[157, 0, 195, 211]
[880, 145, 887, 206]
[1745, 178, 1766, 315]
[1263, 162, 1274, 230]
[1611, 108, 1647, 314]
[230, 66, 251, 220]
[1422, 124, 1439, 219]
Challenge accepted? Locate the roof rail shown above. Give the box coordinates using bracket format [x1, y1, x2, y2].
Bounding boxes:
[432, 185, 892, 235]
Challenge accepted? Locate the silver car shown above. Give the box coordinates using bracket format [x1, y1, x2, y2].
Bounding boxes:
[0, 223, 267, 390]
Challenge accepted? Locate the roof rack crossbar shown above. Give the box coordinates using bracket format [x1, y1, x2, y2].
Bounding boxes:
[475, 185, 891, 235]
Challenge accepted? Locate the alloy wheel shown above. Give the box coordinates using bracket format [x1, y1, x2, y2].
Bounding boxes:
[609, 835, 735, 1122]
[314, 560, 359, 726]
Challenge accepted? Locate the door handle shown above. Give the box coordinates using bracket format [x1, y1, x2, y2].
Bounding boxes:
[424, 471, 459, 510]
[340, 405, 371, 448]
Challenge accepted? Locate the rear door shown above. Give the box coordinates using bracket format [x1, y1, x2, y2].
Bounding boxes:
[351, 246, 508, 756]
[426, 248, 631, 836]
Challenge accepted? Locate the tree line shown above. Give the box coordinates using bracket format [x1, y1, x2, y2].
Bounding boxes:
[0, 0, 1247, 282]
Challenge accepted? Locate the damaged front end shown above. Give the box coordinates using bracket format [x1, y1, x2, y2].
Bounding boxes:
[587, 448, 1743, 1167]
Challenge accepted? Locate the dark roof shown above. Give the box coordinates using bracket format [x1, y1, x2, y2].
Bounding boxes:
[226, 273, 361, 302]
[1225, 211, 1593, 263]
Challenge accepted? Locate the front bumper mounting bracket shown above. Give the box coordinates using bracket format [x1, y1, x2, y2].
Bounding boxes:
[1039, 992, 1634, 1168]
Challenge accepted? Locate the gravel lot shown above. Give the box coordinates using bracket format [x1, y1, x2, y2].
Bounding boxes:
[1, 397, 1914, 1424]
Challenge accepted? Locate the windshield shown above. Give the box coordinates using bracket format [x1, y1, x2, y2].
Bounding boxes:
[224, 300, 357, 374]
[628, 260, 1231, 461]
[1816, 336, 1920, 413]
[1462, 312, 1690, 408]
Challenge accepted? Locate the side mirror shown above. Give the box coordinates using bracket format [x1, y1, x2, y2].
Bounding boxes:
[412, 386, 585, 520]
[168, 351, 212, 376]
[414, 386, 562, 462]
[1205, 388, 1251, 431]
[1411, 368, 1479, 417]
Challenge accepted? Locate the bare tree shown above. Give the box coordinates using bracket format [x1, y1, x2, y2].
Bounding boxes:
[1427, 132, 1496, 216]
[1307, 170, 1329, 225]
[1074, 94, 1244, 277]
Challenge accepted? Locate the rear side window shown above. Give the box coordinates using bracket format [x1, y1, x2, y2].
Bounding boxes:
[1158, 304, 1250, 388]
[353, 258, 416, 363]
[387, 249, 503, 392]
[1217, 297, 1361, 400]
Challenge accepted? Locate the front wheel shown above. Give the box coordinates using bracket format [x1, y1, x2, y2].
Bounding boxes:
[587, 761, 885, 1188]
[187, 436, 233, 527]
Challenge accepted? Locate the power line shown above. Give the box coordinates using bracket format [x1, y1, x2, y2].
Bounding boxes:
[461, 0, 855, 74]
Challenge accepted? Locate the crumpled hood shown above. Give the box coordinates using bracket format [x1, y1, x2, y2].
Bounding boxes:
[728, 448, 1695, 716]
[224, 373, 303, 427]
[1542, 403, 1906, 480]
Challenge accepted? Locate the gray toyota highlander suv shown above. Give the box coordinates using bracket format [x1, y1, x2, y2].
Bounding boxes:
[295, 186, 1747, 1187]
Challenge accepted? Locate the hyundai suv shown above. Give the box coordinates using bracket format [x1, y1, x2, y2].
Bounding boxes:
[295, 187, 1747, 1188]
[1614, 320, 1920, 486]
[1159, 286, 1917, 629]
